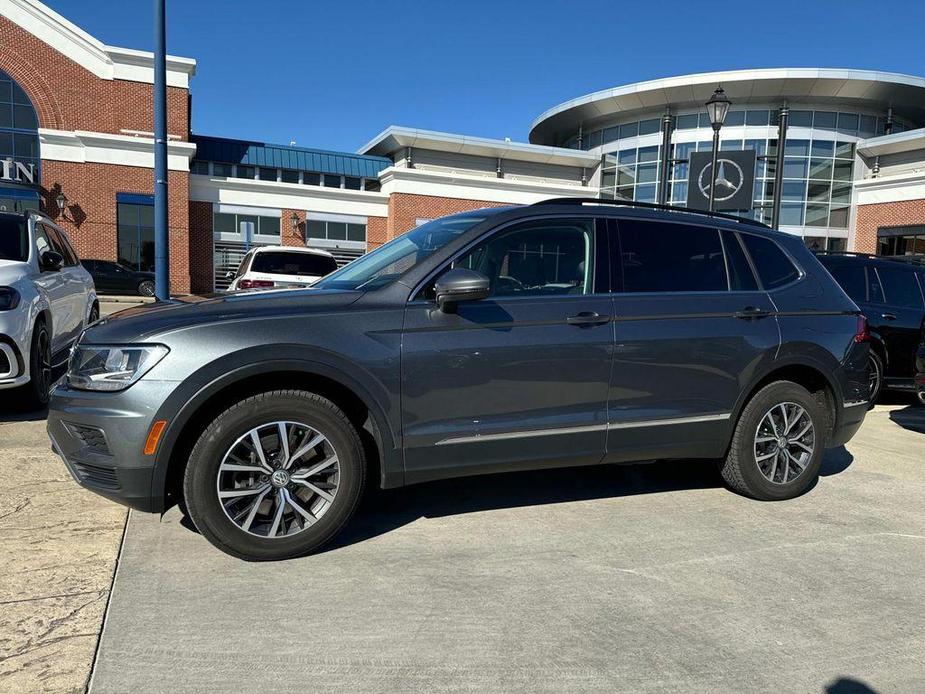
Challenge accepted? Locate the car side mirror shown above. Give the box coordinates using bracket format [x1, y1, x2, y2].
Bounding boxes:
[434, 267, 490, 312]
[41, 250, 64, 272]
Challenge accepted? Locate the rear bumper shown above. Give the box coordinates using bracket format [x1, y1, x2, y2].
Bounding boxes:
[830, 400, 867, 448]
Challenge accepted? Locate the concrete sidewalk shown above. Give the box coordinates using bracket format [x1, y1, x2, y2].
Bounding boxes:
[87, 404, 925, 693]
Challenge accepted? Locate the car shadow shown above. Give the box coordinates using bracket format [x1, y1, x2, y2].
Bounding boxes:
[824, 676, 878, 693]
[0, 399, 47, 422]
[888, 405, 925, 434]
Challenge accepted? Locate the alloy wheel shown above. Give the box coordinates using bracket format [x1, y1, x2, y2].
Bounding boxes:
[753, 402, 815, 484]
[36, 329, 51, 396]
[868, 355, 881, 402]
[215, 420, 339, 538]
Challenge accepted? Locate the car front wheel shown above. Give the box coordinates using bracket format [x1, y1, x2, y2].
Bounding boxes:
[138, 280, 155, 297]
[183, 390, 366, 561]
[720, 381, 825, 501]
[22, 320, 52, 409]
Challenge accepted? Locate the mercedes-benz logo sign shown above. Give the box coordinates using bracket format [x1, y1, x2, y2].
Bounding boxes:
[698, 158, 745, 201]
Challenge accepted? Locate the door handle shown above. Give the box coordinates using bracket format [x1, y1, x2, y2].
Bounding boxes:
[735, 306, 770, 320]
[881, 313, 897, 321]
[566, 311, 611, 326]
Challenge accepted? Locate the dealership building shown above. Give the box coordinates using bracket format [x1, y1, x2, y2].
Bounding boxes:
[3, 0, 925, 294]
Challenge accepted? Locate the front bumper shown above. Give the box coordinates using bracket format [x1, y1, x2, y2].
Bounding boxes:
[46, 377, 181, 512]
[0, 309, 30, 388]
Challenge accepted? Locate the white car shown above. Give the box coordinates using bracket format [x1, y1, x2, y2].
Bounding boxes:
[227, 246, 338, 291]
[0, 210, 98, 407]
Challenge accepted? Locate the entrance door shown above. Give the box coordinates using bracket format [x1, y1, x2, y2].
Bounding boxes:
[401, 216, 614, 483]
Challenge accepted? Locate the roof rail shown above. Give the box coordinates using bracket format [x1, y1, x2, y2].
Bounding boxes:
[814, 250, 925, 266]
[531, 197, 770, 228]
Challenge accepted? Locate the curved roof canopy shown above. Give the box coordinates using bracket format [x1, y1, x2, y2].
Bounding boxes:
[529, 68, 925, 145]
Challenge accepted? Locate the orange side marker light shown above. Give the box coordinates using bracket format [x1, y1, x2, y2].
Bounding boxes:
[144, 420, 168, 455]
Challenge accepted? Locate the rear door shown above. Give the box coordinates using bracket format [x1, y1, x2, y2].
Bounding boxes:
[43, 225, 87, 346]
[605, 218, 779, 462]
[401, 215, 614, 482]
[872, 264, 925, 384]
[31, 224, 72, 353]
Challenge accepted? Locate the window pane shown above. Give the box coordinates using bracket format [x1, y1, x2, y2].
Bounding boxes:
[805, 204, 829, 227]
[236, 165, 254, 179]
[322, 174, 341, 188]
[344, 177, 362, 190]
[638, 146, 658, 163]
[619, 122, 639, 139]
[782, 181, 806, 201]
[814, 111, 837, 130]
[829, 205, 849, 228]
[138, 204, 154, 227]
[789, 110, 813, 127]
[827, 238, 846, 252]
[602, 127, 619, 144]
[618, 149, 636, 165]
[742, 234, 799, 289]
[878, 267, 924, 308]
[258, 167, 277, 181]
[213, 212, 236, 233]
[784, 139, 810, 157]
[458, 219, 594, 297]
[635, 184, 656, 202]
[809, 158, 833, 180]
[190, 161, 210, 175]
[139, 226, 155, 272]
[238, 215, 258, 237]
[619, 221, 726, 293]
[306, 220, 326, 239]
[745, 110, 770, 126]
[722, 231, 758, 291]
[636, 162, 657, 183]
[835, 142, 855, 159]
[347, 223, 366, 241]
[807, 181, 831, 203]
[326, 222, 347, 240]
[304, 172, 321, 186]
[213, 163, 233, 177]
[783, 158, 807, 178]
[724, 110, 745, 126]
[676, 114, 698, 130]
[827, 264, 867, 302]
[837, 113, 859, 134]
[12, 104, 36, 129]
[638, 118, 660, 135]
[259, 216, 280, 237]
[117, 203, 138, 226]
[803, 236, 826, 251]
[281, 169, 299, 183]
[779, 202, 804, 226]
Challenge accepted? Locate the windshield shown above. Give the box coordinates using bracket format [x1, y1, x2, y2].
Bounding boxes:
[314, 212, 494, 291]
[251, 251, 338, 277]
[0, 218, 28, 262]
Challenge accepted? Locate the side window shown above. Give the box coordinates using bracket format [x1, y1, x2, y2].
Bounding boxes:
[33, 223, 51, 257]
[741, 234, 800, 289]
[827, 264, 867, 302]
[618, 219, 727, 293]
[43, 225, 77, 266]
[722, 231, 758, 291]
[877, 266, 924, 308]
[58, 229, 80, 265]
[454, 218, 596, 298]
[867, 268, 885, 304]
[235, 252, 253, 279]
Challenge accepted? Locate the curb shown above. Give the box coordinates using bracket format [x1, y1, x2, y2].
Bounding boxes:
[98, 295, 157, 304]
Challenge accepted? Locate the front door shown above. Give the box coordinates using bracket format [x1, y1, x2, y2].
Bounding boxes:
[605, 219, 780, 462]
[401, 216, 614, 483]
[31, 224, 72, 354]
[869, 264, 925, 385]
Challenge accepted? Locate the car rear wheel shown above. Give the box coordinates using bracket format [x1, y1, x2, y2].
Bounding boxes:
[138, 280, 155, 297]
[183, 390, 366, 561]
[867, 352, 883, 405]
[719, 381, 825, 501]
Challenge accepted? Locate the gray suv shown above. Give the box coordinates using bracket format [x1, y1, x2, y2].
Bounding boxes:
[48, 200, 870, 561]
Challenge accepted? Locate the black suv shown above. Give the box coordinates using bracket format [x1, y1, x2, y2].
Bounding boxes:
[815, 252, 925, 401]
[81, 259, 156, 297]
[48, 200, 869, 561]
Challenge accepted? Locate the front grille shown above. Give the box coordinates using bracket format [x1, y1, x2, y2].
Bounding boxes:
[63, 422, 112, 455]
[71, 461, 120, 490]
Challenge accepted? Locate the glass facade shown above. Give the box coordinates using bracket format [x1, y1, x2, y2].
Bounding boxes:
[0, 70, 40, 212]
[190, 160, 380, 191]
[878, 226, 925, 256]
[117, 198, 155, 271]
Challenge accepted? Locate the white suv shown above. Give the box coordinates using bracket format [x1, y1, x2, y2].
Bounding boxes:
[228, 246, 338, 291]
[0, 211, 98, 407]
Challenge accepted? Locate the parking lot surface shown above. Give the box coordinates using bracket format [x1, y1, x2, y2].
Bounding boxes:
[82, 403, 925, 693]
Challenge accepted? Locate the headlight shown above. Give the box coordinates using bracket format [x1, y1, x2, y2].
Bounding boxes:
[0, 287, 20, 311]
[67, 344, 169, 392]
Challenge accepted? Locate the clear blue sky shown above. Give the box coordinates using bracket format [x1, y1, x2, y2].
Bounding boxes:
[47, 0, 925, 152]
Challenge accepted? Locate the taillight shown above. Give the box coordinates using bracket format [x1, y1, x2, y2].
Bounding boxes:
[854, 314, 870, 343]
[237, 279, 274, 290]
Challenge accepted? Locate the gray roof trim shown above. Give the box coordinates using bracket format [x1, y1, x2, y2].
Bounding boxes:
[358, 126, 600, 167]
[530, 68, 925, 145]
[856, 128, 925, 158]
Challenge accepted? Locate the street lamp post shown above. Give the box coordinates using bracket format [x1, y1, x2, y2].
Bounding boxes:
[705, 86, 731, 212]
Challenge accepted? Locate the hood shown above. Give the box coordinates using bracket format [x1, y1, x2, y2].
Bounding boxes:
[82, 287, 363, 344]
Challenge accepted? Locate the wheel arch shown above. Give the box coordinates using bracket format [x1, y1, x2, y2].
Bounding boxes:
[152, 358, 402, 512]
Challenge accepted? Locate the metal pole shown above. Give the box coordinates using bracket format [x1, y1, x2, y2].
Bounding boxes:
[153, 0, 169, 301]
[708, 126, 721, 212]
[657, 111, 673, 205]
[771, 104, 789, 229]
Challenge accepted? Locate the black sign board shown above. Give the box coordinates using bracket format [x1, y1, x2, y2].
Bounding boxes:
[686, 149, 756, 212]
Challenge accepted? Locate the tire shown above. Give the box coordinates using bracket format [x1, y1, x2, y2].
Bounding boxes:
[23, 320, 52, 410]
[867, 351, 883, 406]
[182, 390, 366, 561]
[87, 303, 99, 325]
[138, 280, 155, 297]
[719, 381, 826, 501]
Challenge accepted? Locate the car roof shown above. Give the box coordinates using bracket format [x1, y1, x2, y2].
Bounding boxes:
[815, 252, 925, 269]
[250, 245, 335, 258]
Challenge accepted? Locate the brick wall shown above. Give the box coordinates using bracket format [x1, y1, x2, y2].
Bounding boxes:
[281, 209, 303, 247]
[387, 193, 508, 239]
[0, 15, 189, 136]
[41, 161, 192, 293]
[367, 216, 388, 250]
[188, 201, 213, 295]
[855, 199, 925, 253]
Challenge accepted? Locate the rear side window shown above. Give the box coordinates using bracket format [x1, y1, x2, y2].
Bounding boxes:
[741, 234, 800, 289]
[0, 218, 28, 261]
[618, 220, 727, 293]
[722, 231, 758, 291]
[251, 251, 338, 277]
[877, 266, 924, 308]
[43, 224, 78, 266]
[827, 264, 867, 302]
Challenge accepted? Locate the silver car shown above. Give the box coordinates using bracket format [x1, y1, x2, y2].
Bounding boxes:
[0, 210, 98, 406]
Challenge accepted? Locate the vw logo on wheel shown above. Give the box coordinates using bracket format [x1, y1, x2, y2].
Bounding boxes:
[698, 158, 745, 202]
[270, 469, 290, 488]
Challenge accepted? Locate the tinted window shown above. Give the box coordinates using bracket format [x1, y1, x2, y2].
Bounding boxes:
[877, 266, 924, 308]
[0, 218, 27, 261]
[827, 264, 867, 302]
[456, 218, 594, 298]
[251, 251, 337, 277]
[43, 225, 77, 266]
[618, 220, 726, 293]
[722, 231, 758, 291]
[741, 234, 799, 289]
[868, 269, 885, 303]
